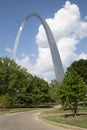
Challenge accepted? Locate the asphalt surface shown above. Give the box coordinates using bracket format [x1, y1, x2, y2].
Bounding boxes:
[0, 110, 70, 130]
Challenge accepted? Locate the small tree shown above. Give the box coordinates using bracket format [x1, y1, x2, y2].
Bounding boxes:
[49, 79, 60, 103]
[58, 70, 87, 116]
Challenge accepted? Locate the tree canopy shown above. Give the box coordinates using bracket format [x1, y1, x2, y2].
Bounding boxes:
[0, 57, 50, 108]
[67, 59, 87, 84]
[49, 79, 60, 103]
[57, 69, 87, 116]
[1, 57, 87, 110]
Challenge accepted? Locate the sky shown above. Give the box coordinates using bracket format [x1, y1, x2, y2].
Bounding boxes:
[0, 0, 87, 82]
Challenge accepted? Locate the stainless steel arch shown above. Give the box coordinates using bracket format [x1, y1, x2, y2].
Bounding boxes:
[13, 13, 64, 82]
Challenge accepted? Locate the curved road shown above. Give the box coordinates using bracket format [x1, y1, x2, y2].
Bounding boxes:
[0, 110, 70, 130]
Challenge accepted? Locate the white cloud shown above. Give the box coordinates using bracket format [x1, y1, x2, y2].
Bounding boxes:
[5, 47, 13, 53]
[16, 1, 87, 81]
[85, 16, 87, 20]
[31, 47, 53, 74]
[57, 37, 79, 70]
[77, 52, 87, 60]
[31, 53, 35, 57]
[16, 54, 31, 71]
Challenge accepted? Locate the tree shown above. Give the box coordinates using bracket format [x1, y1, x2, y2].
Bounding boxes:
[49, 79, 60, 103]
[14, 68, 33, 106]
[30, 76, 50, 105]
[0, 57, 51, 107]
[67, 59, 87, 84]
[0, 94, 13, 108]
[58, 70, 87, 116]
[0, 57, 21, 95]
[0, 57, 33, 107]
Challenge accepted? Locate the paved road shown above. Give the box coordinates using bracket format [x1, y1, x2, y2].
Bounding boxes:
[0, 110, 70, 130]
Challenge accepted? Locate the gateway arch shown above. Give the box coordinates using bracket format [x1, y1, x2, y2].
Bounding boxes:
[13, 13, 64, 82]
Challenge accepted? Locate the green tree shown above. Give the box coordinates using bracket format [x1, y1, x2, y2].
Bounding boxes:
[67, 59, 87, 84]
[0, 57, 21, 95]
[58, 70, 87, 116]
[11, 74, 50, 106]
[0, 57, 50, 107]
[30, 76, 50, 105]
[49, 79, 59, 103]
[0, 57, 33, 107]
[0, 94, 14, 108]
[15, 71, 34, 106]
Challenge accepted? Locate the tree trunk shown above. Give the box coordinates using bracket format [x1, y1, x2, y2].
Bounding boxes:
[73, 103, 78, 117]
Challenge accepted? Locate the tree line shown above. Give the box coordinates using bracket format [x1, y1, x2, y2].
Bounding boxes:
[58, 59, 87, 116]
[0, 57, 51, 108]
[0, 57, 87, 116]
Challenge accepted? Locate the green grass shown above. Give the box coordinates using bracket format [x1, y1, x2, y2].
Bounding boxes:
[0, 108, 38, 115]
[41, 108, 71, 115]
[42, 108, 87, 115]
[44, 115, 87, 129]
[42, 108, 87, 129]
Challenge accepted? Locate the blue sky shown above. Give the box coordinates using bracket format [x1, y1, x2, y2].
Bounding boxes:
[0, 0, 87, 81]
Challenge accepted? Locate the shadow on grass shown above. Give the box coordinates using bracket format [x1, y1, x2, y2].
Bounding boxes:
[64, 113, 87, 119]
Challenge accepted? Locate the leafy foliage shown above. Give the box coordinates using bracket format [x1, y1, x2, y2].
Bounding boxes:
[0, 57, 50, 108]
[67, 59, 87, 84]
[57, 70, 87, 116]
[49, 79, 60, 103]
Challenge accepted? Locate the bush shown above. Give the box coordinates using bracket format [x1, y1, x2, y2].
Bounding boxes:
[0, 94, 13, 108]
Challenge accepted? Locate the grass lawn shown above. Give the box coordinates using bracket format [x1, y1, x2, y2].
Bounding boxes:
[42, 108, 87, 129]
[0, 108, 38, 115]
[44, 115, 87, 129]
